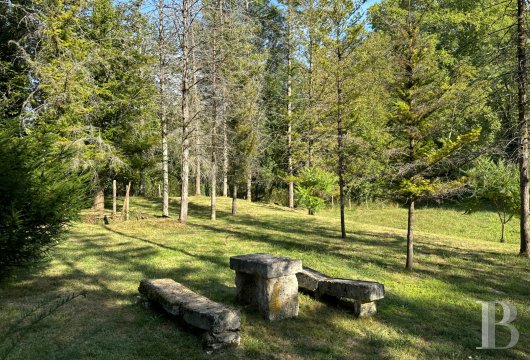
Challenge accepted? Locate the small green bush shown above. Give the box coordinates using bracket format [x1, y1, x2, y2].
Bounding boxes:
[296, 167, 338, 214]
[0, 129, 88, 275]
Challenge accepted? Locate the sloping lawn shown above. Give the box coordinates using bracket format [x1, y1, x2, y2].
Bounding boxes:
[1, 196, 529, 359]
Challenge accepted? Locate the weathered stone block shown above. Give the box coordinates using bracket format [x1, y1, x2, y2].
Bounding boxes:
[180, 297, 240, 332]
[231, 253, 301, 321]
[317, 279, 385, 303]
[138, 279, 240, 350]
[230, 253, 302, 279]
[260, 274, 299, 321]
[203, 331, 241, 351]
[235, 271, 299, 321]
[296, 266, 331, 293]
[353, 301, 377, 317]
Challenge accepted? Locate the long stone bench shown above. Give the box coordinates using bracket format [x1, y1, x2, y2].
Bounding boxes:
[138, 279, 241, 351]
[296, 266, 385, 317]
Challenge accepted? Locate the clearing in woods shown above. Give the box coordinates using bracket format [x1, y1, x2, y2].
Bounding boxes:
[1, 196, 529, 359]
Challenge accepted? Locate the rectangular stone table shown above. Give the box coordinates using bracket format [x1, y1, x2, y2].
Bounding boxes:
[230, 253, 302, 321]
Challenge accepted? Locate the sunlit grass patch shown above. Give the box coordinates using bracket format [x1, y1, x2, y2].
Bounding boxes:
[0, 196, 529, 359]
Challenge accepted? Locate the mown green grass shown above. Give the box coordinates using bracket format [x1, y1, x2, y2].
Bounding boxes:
[1, 196, 529, 360]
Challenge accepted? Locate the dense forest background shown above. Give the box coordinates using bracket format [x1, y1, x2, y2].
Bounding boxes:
[2, 0, 530, 272]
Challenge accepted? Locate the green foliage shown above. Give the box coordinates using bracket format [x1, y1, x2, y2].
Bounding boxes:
[32, 0, 157, 194]
[295, 167, 338, 214]
[224, 4, 265, 185]
[0, 128, 88, 275]
[369, 0, 485, 203]
[0, 0, 34, 125]
[467, 157, 519, 241]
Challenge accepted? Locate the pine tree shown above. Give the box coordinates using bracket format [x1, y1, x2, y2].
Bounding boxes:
[319, 0, 364, 239]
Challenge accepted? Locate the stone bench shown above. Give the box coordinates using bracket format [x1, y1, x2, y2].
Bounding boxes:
[230, 253, 302, 321]
[138, 279, 240, 350]
[296, 266, 385, 317]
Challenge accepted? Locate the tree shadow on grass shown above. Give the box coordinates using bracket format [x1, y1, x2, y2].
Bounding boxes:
[115, 199, 530, 303]
[3, 198, 530, 359]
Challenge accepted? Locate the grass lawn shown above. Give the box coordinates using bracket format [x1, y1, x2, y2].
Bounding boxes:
[1, 196, 529, 359]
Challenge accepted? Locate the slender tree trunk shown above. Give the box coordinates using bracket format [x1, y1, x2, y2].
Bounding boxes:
[232, 184, 238, 215]
[307, 8, 315, 168]
[140, 169, 146, 196]
[179, 0, 191, 224]
[162, 116, 169, 217]
[125, 184, 131, 221]
[191, 26, 201, 197]
[158, 0, 169, 218]
[92, 174, 105, 211]
[162, 114, 170, 217]
[518, 0, 530, 257]
[287, 0, 294, 209]
[406, 198, 414, 271]
[112, 179, 117, 215]
[195, 163, 201, 196]
[247, 171, 252, 202]
[211, 150, 217, 220]
[222, 93, 228, 197]
[404, 20, 416, 267]
[501, 221, 506, 243]
[210, 0, 221, 221]
[122, 182, 131, 221]
[336, 43, 346, 239]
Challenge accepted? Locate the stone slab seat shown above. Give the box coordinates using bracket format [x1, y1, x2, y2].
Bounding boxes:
[318, 278, 385, 303]
[296, 266, 332, 293]
[296, 266, 385, 317]
[138, 279, 240, 350]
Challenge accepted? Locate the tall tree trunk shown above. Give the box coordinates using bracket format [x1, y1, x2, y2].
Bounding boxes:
[93, 186, 105, 210]
[210, 0, 221, 221]
[125, 184, 131, 221]
[307, 5, 315, 168]
[158, 0, 169, 218]
[179, 0, 191, 224]
[336, 43, 346, 239]
[232, 184, 238, 215]
[122, 182, 131, 221]
[191, 24, 201, 197]
[406, 198, 414, 271]
[222, 89, 228, 197]
[162, 117, 169, 217]
[211, 149, 217, 220]
[287, 0, 294, 209]
[518, 0, 530, 257]
[92, 174, 105, 211]
[247, 171, 252, 202]
[112, 179, 117, 215]
[140, 169, 146, 196]
[195, 162, 201, 196]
